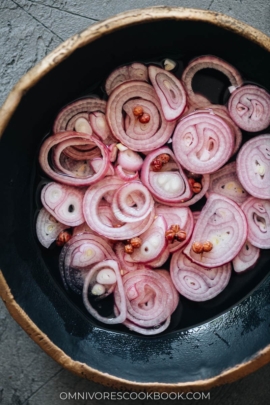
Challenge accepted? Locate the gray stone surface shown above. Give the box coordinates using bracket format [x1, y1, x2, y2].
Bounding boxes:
[1, 1, 270, 404]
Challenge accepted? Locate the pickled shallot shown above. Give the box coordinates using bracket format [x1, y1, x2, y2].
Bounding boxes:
[106, 81, 175, 152]
[228, 85, 270, 132]
[36, 55, 270, 335]
[36, 208, 67, 248]
[184, 193, 247, 268]
[170, 249, 231, 301]
[241, 197, 270, 249]
[208, 161, 250, 205]
[114, 268, 179, 335]
[172, 111, 235, 174]
[232, 240, 260, 273]
[236, 134, 270, 199]
[41, 182, 85, 227]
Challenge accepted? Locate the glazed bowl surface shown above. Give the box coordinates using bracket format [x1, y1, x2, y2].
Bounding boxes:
[0, 7, 270, 390]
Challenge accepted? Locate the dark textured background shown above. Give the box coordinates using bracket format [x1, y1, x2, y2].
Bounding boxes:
[1, 1, 270, 404]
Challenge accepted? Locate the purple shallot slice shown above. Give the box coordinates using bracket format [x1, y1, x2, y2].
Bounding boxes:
[41, 182, 85, 227]
[124, 216, 167, 263]
[182, 55, 243, 108]
[83, 260, 127, 324]
[83, 177, 155, 240]
[106, 81, 175, 152]
[183, 193, 247, 268]
[105, 62, 148, 95]
[232, 240, 260, 273]
[241, 197, 270, 249]
[236, 134, 270, 199]
[228, 85, 270, 132]
[148, 65, 186, 121]
[170, 249, 231, 301]
[141, 147, 193, 204]
[172, 111, 235, 174]
[36, 208, 68, 248]
[208, 161, 250, 205]
[114, 268, 179, 335]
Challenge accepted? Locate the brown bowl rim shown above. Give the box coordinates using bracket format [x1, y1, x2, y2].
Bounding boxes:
[1, 6, 270, 391]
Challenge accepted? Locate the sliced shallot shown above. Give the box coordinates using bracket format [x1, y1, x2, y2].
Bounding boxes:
[241, 197, 270, 249]
[36, 208, 67, 248]
[41, 182, 85, 227]
[141, 147, 192, 204]
[155, 205, 194, 253]
[114, 268, 179, 334]
[53, 98, 107, 133]
[208, 161, 250, 205]
[228, 85, 270, 132]
[59, 233, 116, 293]
[83, 177, 155, 240]
[148, 65, 186, 121]
[124, 216, 167, 263]
[111, 181, 154, 223]
[232, 240, 260, 273]
[172, 111, 235, 174]
[183, 193, 247, 268]
[117, 149, 143, 172]
[39, 131, 110, 187]
[170, 249, 231, 301]
[83, 260, 127, 324]
[182, 55, 243, 108]
[106, 81, 175, 152]
[236, 134, 270, 199]
[105, 62, 148, 95]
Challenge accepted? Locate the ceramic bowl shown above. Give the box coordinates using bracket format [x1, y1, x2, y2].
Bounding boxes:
[1, 7, 270, 391]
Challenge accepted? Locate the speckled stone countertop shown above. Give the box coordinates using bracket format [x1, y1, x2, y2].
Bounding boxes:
[1, 1, 270, 404]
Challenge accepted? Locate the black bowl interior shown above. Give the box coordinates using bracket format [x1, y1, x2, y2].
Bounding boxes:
[1, 17, 270, 384]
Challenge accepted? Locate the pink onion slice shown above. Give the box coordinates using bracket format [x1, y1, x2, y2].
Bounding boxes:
[111, 181, 154, 223]
[39, 131, 110, 187]
[236, 134, 270, 199]
[124, 216, 167, 263]
[170, 249, 231, 301]
[183, 105, 242, 156]
[208, 161, 250, 205]
[117, 149, 143, 171]
[204, 105, 242, 155]
[36, 208, 68, 248]
[115, 165, 139, 181]
[155, 204, 194, 253]
[146, 247, 170, 268]
[148, 65, 186, 121]
[114, 268, 179, 334]
[184, 193, 247, 268]
[114, 242, 146, 274]
[83, 260, 127, 324]
[89, 111, 114, 143]
[105, 63, 148, 95]
[53, 98, 107, 133]
[141, 147, 192, 204]
[61, 144, 99, 161]
[59, 233, 116, 293]
[182, 55, 243, 108]
[241, 197, 270, 249]
[83, 177, 155, 240]
[106, 81, 175, 152]
[232, 240, 260, 273]
[228, 85, 270, 132]
[172, 111, 234, 174]
[41, 182, 85, 227]
[152, 172, 210, 208]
